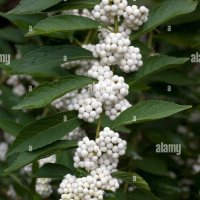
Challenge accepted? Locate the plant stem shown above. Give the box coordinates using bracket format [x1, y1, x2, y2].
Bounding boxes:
[84, 30, 93, 44]
[74, 38, 82, 46]
[96, 113, 103, 138]
[147, 31, 153, 49]
[42, 107, 49, 117]
[123, 182, 129, 193]
[123, 159, 132, 193]
[112, 65, 115, 73]
[114, 16, 119, 33]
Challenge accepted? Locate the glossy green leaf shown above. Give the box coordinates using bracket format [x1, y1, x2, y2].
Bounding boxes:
[0, 87, 34, 131]
[128, 55, 189, 87]
[0, 120, 22, 136]
[112, 171, 150, 191]
[154, 32, 200, 48]
[47, 0, 100, 11]
[0, 12, 46, 32]
[111, 100, 191, 128]
[134, 157, 169, 176]
[9, 0, 61, 14]
[8, 112, 81, 155]
[131, 0, 198, 40]
[34, 163, 72, 179]
[13, 75, 96, 110]
[26, 15, 101, 36]
[56, 151, 75, 171]
[4, 140, 77, 175]
[10, 45, 93, 77]
[0, 39, 12, 54]
[0, 27, 25, 43]
[127, 189, 160, 200]
[150, 70, 197, 86]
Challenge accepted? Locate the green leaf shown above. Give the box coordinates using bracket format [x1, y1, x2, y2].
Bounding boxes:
[112, 171, 150, 191]
[134, 157, 169, 176]
[0, 87, 34, 130]
[26, 15, 101, 37]
[0, 12, 46, 32]
[56, 151, 75, 171]
[10, 45, 93, 77]
[0, 0, 6, 4]
[111, 100, 191, 128]
[34, 163, 72, 179]
[131, 0, 198, 40]
[127, 189, 160, 200]
[47, 0, 100, 11]
[149, 176, 181, 199]
[154, 32, 200, 48]
[9, 0, 61, 14]
[0, 107, 33, 137]
[0, 39, 13, 54]
[8, 111, 81, 155]
[128, 55, 189, 87]
[4, 140, 77, 175]
[13, 75, 96, 110]
[0, 108, 14, 121]
[0, 120, 22, 136]
[150, 70, 197, 86]
[0, 27, 25, 43]
[169, 2, 200, 25]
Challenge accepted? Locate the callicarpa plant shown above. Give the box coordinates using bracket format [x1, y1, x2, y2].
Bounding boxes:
[0, 0, 200, 200]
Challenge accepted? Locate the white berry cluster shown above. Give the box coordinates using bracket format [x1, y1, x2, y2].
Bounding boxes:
[4, 132, 15, 144]
[68, 89, 103, 123]
[22, 163, 32, 175]
[58, 174, 104, 200]
[63, 127, 86, 141]
[94, 32, 131, 66]
[71, 63, 130, 121]
[51, 90, 78, 110]
[88, 63, 130, 120]
[6, 75, 38, 96]
[119, 46, 143, 72]
[92, 0, 128, 24]
[34, 155, 56, 198]
[118, 24, 132, 38]
[123, 5, 149, 30]
[62, 9, 94, 20]
[96, 127, 127, 169]
[93, 75, 129, 105]
[94, 28, 143, 73]
[57, 63, 130, 121]
[87, 61, 113, 81]
[193, 154, 200, 174]
[92, 0, 149, 30]
[58, 127, 127, 199]
[0, 142, 8, 161]
[74, 137, 102, 171]
[91, 0, 148, 72]
[52, 1, 149, 122]
[38, 155, 56, 167]
[61, 44, 96, 76]
[104, 98, 131, 120]
[75, 60, 95, 77]
[6, 185, 17, 199]
[35, 178, 53, 198]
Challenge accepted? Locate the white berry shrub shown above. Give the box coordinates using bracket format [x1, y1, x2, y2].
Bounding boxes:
[0, 0, 198, 200]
